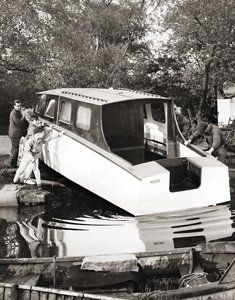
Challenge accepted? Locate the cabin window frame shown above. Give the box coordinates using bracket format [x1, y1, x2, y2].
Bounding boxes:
[76, 105, 92, 131]
[58, 100, 72, 125]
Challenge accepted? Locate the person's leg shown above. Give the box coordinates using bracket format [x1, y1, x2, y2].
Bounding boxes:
[33, 159, 41, 187]
[13, 154, 31, 183]
[17, 137, 26, 166]
[9, 137, 21, 167]
[22, 161, 35, 183]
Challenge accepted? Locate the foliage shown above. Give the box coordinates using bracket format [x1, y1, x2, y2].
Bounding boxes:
[0, 0, 152, 122]
[159, 0, 235, 118]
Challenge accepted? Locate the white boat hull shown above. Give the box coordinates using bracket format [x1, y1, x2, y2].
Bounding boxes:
[42, 131, 231, 216]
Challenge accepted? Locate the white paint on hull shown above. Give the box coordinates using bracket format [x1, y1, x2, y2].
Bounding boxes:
[42, 132, 230, 216]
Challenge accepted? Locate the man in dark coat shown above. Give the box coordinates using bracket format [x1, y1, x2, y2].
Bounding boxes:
[8, 100, 28, 167]
[185, 121, 227, 164]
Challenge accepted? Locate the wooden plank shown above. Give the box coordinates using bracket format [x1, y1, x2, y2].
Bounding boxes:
[9, 284, 17, 300]
[40, 292, 48, 300]
[64, 296, 74, 300]
[48, 293, 57, 300]
[18, 289, 32, 300]
[1, 275, 40, 286]
[31, 290, 40, 300]
[0, 246, 192, 265]
[196, 242, 235, 254]
[220, 259, 235, 284]
[4, 287, 12, 300]
[56, 295, 65, 300]
[0, 287, 5, 300]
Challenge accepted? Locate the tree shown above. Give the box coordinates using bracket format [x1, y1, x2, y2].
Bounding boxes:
[160, 0, 235, 118]
[0, 0, 153, 125]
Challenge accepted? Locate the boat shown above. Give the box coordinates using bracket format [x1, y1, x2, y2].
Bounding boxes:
[140, 262, 235, 300]
[0, 282, 125, 300]
[2, 276, 235, 300]
[0, 242, 235, 298]
[34, 88, 230, 215]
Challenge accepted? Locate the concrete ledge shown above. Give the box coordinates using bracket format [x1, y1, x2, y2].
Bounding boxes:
[0, 184, 18, 206]
[17, 188, 50, 205]
[0, 183, 50, 207]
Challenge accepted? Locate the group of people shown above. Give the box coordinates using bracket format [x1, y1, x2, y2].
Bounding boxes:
[174, 105, 227, 164]
[8, 99, 62, 188]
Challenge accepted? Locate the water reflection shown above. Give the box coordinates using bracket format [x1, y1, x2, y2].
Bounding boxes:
[0, 190, 235, 258]
[39, 204, 235, 256]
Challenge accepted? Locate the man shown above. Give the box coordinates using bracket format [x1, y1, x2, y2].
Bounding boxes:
[13, 126, 46, 188]
[13, 126, 63, 187]
[185, 121, 227, 164]
[26, 114, 44, 136]
[174, 105, 190, 139]
[17, 113, 44, 166]
[8, 100, 28, 167]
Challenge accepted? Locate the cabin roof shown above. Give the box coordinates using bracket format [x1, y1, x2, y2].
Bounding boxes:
[37, 88, 170, 105]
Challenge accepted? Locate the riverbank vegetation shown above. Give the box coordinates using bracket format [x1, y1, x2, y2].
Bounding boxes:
[0, 0, 234, 125]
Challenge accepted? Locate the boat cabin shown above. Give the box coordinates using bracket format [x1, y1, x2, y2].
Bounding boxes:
[35, 88, 177, 165]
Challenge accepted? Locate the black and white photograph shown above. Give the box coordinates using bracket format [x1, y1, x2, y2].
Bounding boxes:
[0, 0, 234, 299]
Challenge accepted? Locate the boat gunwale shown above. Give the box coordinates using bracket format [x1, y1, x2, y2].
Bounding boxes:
[141, 281, 235, 299]
[2, 242, 235, 265]
[0, 246, 196, 265]
[0, 282, 126, 300]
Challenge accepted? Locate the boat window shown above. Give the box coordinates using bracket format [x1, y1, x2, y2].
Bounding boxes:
[76, 106, 91, 130]
[151, 103, 165, 123]
[44, 99, 56, 119]
[59, 101, 72, 124]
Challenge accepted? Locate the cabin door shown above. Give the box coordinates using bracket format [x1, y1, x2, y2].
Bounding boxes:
[102, 102, 145, 165]
[144, 102, 177, 159]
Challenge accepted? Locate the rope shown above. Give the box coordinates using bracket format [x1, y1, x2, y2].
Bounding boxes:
[179, 272, 208, 287]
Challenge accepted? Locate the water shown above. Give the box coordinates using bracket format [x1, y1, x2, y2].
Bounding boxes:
[0, 180, 234, 258]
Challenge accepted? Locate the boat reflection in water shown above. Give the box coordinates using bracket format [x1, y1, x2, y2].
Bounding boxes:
[37, 203, 235, 257]
[1, 199, 235, 258]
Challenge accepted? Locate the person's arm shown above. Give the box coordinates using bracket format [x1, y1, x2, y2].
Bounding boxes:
[181, 117, 190, 136]
[43, 126, 64, 143]
[206, 128, 221, 154]
[184, 124, 202, 146]
[11, 110, 26, 127]
[24, 138, 33, 152]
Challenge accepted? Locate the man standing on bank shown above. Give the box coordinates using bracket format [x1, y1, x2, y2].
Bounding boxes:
[8, 100, 28, 168]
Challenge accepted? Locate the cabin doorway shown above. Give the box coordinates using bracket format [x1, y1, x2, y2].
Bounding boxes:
[102, 102, 145, 164]
[144, 102, 168, 161]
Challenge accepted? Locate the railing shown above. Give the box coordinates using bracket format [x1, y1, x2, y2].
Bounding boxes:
[0, 282, 126, 300]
